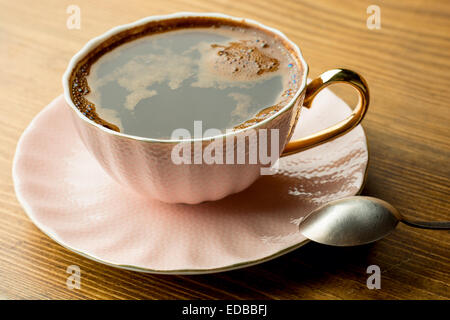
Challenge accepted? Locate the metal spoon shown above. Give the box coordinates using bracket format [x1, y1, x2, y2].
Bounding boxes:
[298, 196, 450, 246]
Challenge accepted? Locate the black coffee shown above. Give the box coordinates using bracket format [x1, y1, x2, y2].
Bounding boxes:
[70, 18, 302, 138]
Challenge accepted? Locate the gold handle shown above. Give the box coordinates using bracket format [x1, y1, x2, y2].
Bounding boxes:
[281, 69, 369, 157]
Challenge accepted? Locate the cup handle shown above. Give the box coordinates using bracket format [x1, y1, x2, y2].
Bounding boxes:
[281, 68, 369, 157]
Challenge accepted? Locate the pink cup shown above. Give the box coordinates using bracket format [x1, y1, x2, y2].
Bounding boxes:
[63, 12, 369, 204]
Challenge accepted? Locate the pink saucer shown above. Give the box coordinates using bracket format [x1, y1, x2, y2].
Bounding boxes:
[13, 90, 368, 274]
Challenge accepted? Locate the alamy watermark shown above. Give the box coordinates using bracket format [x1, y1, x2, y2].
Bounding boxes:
[170, 121, 280, 175]
[66, 5, 81, 30]
[66, 265, 81, 290]
[367, 5, 381, 30]
[366, 265, 381, 289]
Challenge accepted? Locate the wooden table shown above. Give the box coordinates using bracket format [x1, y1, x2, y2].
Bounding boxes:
[1, 0, 448, 300]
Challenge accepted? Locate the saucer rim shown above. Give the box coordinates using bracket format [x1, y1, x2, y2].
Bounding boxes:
[12, 95, 369, 275]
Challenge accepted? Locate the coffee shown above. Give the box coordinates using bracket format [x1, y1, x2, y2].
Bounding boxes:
[70, 18, 301, 138]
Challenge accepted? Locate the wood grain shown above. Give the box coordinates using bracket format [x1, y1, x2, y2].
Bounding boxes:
[0, 0, 448, 300]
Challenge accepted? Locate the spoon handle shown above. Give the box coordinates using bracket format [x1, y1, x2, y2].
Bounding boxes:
[401, 219, 450, 230]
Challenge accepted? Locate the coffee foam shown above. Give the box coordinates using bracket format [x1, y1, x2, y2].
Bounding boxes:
[86, 48, 195, 111]
[209, 40, 279, 78]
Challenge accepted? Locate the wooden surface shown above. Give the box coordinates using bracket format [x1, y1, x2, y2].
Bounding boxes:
[0, 0, 449, 300]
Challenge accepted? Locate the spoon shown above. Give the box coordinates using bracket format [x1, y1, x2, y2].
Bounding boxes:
[298, 196, 450, 246]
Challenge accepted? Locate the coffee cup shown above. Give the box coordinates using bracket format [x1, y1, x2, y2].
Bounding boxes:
[63, 12, 369, 204]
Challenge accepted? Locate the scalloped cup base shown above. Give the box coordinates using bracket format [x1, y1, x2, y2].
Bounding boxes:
[13, 88, 368, 274]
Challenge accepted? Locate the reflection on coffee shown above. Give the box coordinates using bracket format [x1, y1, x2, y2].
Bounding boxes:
[70, 18, 302, 138]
